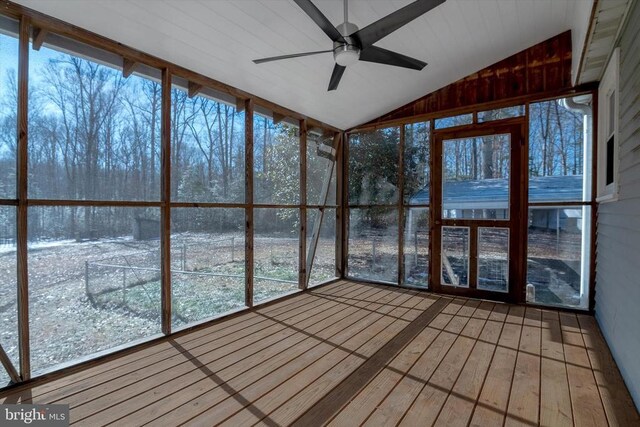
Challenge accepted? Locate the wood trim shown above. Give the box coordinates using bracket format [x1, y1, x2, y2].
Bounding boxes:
[299, 120, 307, 290]
[469, 226, 478, 289]
[30, 26, 47, 50]
[160, 68, 172, 335]
[0, 1, 341, 134]
[428, 120, 436, 291]
[26, 199, 162, 207]
[122, 58, 138, 78]
[513, 121, 527, 303]
[0, 343, 20, 384]
[528, 201, 593, 207]
[16, 15, 30, 382]
[272, 112, 286, 125]
[188, 81, 203, 98]
[244, 99, 254, 308]
[348, 84, 598, 133]
[335, 133, 344, 278]
[235, 98, 246, 113]
[342, 133, 350, 277]
[397, 125, 406, 285]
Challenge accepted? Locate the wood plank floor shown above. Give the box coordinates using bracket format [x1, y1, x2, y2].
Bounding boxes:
[1, 280, 638, 426]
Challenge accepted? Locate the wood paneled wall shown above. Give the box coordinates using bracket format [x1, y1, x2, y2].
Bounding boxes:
[362, 31, 573, 127]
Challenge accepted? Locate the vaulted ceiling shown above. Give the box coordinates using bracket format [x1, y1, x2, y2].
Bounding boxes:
[15, 0, 594, 129]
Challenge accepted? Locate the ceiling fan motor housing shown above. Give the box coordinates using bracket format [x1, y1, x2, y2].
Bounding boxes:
[334, 22, 360, 66]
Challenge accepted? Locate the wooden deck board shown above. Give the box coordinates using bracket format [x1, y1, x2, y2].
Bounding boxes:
[73, 285, 386, 426]
[0, 280, 636, 427]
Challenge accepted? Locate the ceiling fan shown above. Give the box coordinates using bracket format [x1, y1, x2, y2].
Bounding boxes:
[253, 0, 446, 91]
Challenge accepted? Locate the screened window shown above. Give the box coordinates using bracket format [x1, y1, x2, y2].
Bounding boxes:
[170, 84, 245, 203]
[28, 43, 161, 201]
[254, 116, 299, 205]
[0, 19, 18, 199]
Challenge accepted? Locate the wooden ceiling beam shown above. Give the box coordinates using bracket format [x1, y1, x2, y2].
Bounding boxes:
[122, 58, 138, 78]
[31, 27, 48, 51]
[272, 112, 286, 125]
[188, 81, 203, 98]
[236, 98, 246, 113]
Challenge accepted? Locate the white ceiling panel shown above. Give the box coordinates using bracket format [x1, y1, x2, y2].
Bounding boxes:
[14, 0, 595, 129]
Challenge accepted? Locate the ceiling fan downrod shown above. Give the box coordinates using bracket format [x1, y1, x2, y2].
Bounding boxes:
[334, 0, 360, 66]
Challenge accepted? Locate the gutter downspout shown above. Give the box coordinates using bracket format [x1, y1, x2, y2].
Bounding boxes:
[559, 96, 592, 309]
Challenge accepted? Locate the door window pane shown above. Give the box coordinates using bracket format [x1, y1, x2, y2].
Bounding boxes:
[442, 135, 510, 219]
[254, 208, 299, 303]
[349, 128, 399, 205]
[404, 208, 429, 287]
[28, 207, 161, 375]
[348, 207, 398, 283]
[527, 206, 590, 308]
[478, 227, 509, 292]
[171, 208, 245, 328]
[441, 226, 469, 287]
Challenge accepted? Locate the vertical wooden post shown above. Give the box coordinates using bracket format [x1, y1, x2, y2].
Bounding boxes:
[245, 99, 254, 307]
[299, 120, 307, 289]
[589, 90, 598, 312]
[160, 68, 172, 335]
[16, 16, 31, 381]
[341, 132, 349, 278]
[335, 133, 344, 278]
[397, 125, 406, 286]
[428, 120, 437, 292]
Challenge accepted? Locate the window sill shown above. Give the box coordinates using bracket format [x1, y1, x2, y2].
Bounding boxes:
[596, 192, 619, 203]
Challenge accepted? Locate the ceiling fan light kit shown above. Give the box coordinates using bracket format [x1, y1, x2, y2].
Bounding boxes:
[253, 0, 446, 90]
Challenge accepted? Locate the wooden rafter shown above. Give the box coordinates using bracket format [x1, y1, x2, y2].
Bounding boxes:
[235, 98, 246, 113]
[272, 112, 286, 125]
[31, 26, 48, 50]
[188, 81, 203, 98]
[122, 58, 138, 78]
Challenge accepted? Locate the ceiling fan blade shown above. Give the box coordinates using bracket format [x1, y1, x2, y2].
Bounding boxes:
[353, 0, 446, 47]
[293, 0, 345, 43]
[253, 50, 332, 64]
[328, 64, 346, 91]
[359, 46, 426, 70]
